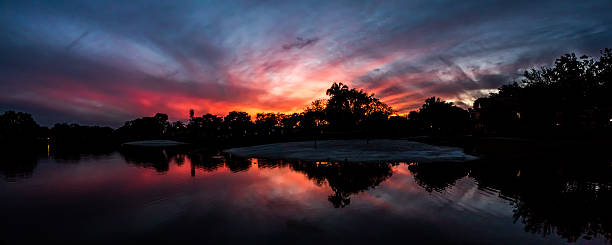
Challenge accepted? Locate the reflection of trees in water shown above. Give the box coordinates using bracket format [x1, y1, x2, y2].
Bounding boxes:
[436, 159, 612, 243]
[1, 144, 116, 180]
[510, 181, 612, 243]
[407, 158, 612, 243]
[0, 148, 41, 181]
[223, 156, 253, 172]
[119, 148, 175, 172]
[257, 159, 396, 208]
[298, 162, 395, 208]
[120, 148, 255, 174]
[223, 157, 396, 208]
[187, 153, 224, 172]
[98, 148, 612, 242]
[408, 162, 470, 192]
[120, 149, 394, 208]
[50, 145, 115, 163]
[120, 149, 394, 209]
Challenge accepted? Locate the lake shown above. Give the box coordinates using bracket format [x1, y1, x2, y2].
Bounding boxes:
[1, 146, 611, 244]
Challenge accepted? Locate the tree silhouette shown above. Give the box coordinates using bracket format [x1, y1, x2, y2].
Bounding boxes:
[188, 112, 223, 141]
[4, 49, 612, 147]
[116, 113, 170, 140]
[474, 49, 612, 136]
[223, 111, 253, 138]
[255, 113, 281, 136]
[167, 121, 186, 137]
[0, 111, 42, 144]
[408, 97, 470, 135]
[324, 82, 392, 131]
[302, 99, 327, 130]
[279, 113, 302, 132]
[50, 123, 115, 148]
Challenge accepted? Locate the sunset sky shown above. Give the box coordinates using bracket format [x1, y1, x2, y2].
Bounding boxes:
[1, 0, 612, 126]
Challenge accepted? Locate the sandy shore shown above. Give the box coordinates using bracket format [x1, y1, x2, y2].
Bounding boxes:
[225, 139, 477, 163]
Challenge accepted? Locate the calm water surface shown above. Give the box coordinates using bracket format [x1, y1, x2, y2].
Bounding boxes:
[1, 147, 611, 244]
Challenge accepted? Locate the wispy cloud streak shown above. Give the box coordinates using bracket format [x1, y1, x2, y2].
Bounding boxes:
[1, 0, 611, 126]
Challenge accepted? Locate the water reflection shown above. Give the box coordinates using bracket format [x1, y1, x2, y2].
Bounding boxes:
[406, 158, 612, 243]
[258, 159, 396, 208]
[408, 162, 470, 193]
[0, 144, 115, 181]
[0, 149, 40, 181]
[119, 148, 396, 208]
[50, 144, 115, 163]
[189, 153, 225, 173]
[1, 147, 611, 244]
[469, 160, 612, 243]
[120, 148, 174, 172]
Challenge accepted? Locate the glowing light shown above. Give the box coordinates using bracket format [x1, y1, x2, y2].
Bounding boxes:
[389, 113, 408, 119]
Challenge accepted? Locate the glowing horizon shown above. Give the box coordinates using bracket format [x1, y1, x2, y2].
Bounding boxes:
[1, 1, 611, 126]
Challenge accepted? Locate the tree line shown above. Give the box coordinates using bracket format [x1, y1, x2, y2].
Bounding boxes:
[474, 49, 612, 136]
[1, 49, 611, 148]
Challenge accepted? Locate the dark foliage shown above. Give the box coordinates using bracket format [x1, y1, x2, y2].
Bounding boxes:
[222, 111, 252, 138]
[51, 123, 114, 145]
[408, 97, 470, 135]
[115, 113, 171, 141]
[187, 113, 223, 142]
[325, 82, 393, 131]
[0, 111, 45, 144]
[474, 49, 612, 137]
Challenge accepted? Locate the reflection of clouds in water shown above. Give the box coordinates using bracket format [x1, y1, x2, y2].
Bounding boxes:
[360, 165, 512, 221]
[2, 149, 612, 243]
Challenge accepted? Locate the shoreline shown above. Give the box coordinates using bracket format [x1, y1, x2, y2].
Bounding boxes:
[225, 139, 477, 163]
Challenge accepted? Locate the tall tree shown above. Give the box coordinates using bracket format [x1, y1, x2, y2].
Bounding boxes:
[116, 113, 170, 140]
[223, 111, 252, 137]
[324, 82, 392, 130]
[409, 97, 469, 135]
[0, 111, 41, 143]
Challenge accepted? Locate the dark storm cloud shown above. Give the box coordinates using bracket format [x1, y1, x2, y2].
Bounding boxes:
[1, 0, 611, 125]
